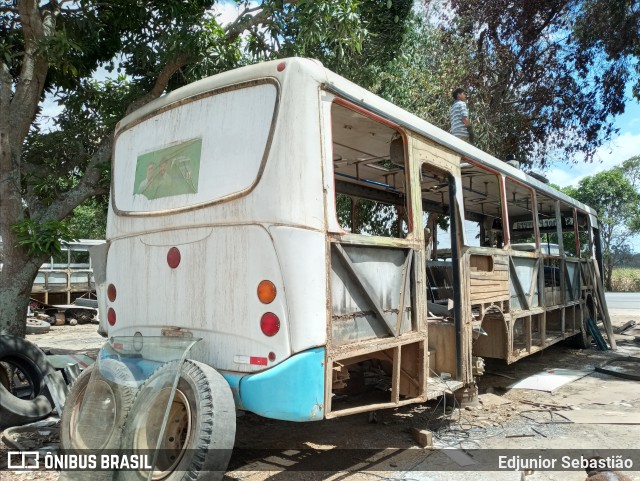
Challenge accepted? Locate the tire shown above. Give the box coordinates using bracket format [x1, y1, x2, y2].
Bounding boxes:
[0, 362, 13, 391]
[0, 336, 55, 429]
[25, 319, 51, 335]
[118, 360, 236, 481]
[65, 309, 94, 325]
[60, 359, 138, 452]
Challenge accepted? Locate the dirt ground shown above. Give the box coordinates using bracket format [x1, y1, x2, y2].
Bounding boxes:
[2, 310, 640, 481]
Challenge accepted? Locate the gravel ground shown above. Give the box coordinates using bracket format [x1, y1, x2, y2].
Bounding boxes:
[2, 313, 640, 481]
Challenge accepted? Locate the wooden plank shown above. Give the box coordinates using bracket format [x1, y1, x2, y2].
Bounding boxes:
[471, 280, 509, 288]
[470, 292, 510, 300]
[470, 269, 509, 277]
[328, 332, 426, 360]
[391, 346, 401, 403]
[395, 250, 414, 336]
[590, 261, 617, 350]
[469, 277, 508, 284]
[332, 243, 397, 336]
[470, 276, 509, 283]
[470, 287, 509, 296]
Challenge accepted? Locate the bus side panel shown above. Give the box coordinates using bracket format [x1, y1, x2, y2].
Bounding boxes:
[269, 227, 328, 353]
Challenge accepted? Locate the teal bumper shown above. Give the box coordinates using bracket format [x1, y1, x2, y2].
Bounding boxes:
[221, 347, 325, 422]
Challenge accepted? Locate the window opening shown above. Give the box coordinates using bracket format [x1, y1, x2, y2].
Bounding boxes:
[460, 163, 504, 248]
[506, 179, 537, 247]
[332, 102, 409, 238]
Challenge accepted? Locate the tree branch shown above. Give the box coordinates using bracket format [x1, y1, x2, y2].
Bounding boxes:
[223, 1, 297, 43]
[125, 53, 192, 115]
[12, 1, 52, 146]
[37, 136, 111, 222]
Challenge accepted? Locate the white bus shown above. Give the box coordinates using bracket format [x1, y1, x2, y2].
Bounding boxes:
[64, 58, 612, 480]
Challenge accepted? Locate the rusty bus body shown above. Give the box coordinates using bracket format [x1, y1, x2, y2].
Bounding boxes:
[92, 57, 610, 426]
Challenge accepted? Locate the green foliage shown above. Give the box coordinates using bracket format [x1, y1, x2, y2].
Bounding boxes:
[621, 155, 640, 190]
[11, 218, 77, 257]
[423, 0, 640, 166]
[23, 76, 136, 206]
[564, 169, 640, 234]
[336, 195, 406, 237]
[67, 197, 108, 240]
[366, 16, 473, 134]
[563, 162, 640, 288]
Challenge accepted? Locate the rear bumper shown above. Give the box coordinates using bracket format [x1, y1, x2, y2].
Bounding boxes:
[221, 347, 325, 422]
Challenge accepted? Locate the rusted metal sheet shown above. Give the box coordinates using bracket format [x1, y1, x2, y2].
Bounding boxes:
[330, 243, 413, 345]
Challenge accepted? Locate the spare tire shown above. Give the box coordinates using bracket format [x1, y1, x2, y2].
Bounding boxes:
[0, 336, 55, 429]
[118, 360, 236, 481]
[61, 359, 138, 452]
[26, 319, 51, 335]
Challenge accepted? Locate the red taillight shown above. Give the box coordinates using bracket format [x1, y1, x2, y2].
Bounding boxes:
[107, 308, 116, 326]
[277, 62, 286, 72]
[260, 312, 280, 337]
[107, 284, 117, 302]
[167, 247, 181, 268]
[268, 352, 276, 362]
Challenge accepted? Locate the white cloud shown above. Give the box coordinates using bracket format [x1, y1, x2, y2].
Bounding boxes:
[211, 1, 259, 27]
[546, 131, 640, 187]
[212, 2, 242, 26]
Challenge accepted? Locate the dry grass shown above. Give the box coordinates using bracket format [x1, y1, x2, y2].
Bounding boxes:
[611, 267, 640, 292]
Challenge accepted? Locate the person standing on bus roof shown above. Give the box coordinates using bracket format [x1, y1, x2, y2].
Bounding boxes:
[450, 88, 472, 143]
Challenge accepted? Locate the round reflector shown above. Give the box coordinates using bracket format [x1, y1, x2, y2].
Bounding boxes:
[268, 352, 276, 362]
[107, 284, 117, 302]
[260, 313, 280, 337]
[167, 247, 181, 268]
[107, 308, 116, 326]
[277, 62, 286, 72]
[257, 280, 276, 304]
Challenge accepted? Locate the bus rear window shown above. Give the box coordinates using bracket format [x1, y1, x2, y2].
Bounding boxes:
[113, 81, 278, 213]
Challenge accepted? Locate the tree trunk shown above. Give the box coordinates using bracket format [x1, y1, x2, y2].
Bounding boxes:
[605, 258, 614, 292]
[0, 251, 43, 337]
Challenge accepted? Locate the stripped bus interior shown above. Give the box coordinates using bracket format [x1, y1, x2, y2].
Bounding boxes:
[324, 96, 606, 416]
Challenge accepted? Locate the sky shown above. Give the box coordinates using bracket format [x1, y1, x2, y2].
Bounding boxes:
[38, 2, 640, 252]
[545, 85, 640, 187]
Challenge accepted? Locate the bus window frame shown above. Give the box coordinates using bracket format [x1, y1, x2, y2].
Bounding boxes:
[111, 78, 281, 217]
[460, 158, 508, 249]
[576, 208, 593, 259]
[328, 97, 413, 239]
[504, 176, 540, 250]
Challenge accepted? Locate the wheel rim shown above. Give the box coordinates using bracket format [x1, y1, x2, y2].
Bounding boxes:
[133, 388, 192, 480]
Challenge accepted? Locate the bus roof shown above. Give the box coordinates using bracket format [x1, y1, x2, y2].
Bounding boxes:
[116, 57, 598, 221]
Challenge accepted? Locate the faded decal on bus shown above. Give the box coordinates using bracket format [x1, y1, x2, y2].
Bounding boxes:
[134, 138, 202, 200]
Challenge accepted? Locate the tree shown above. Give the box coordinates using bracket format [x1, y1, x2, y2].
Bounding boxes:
[423, 0, 640, 167]
[0, 0, 410, 337]
[621, 155, 640, 191]
[564, 167, 640, 290]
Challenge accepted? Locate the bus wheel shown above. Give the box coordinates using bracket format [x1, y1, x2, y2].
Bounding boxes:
[0, 336, 54, 429]
[60, 359, 137, 451]
[120, 360, 236, 481]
